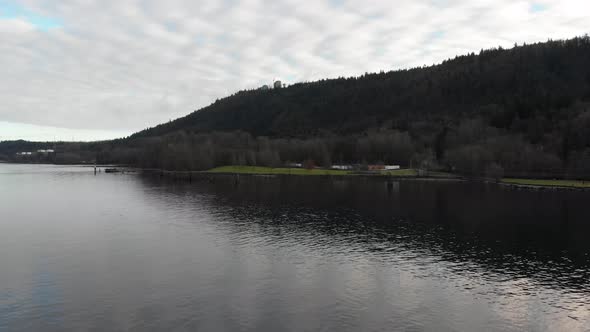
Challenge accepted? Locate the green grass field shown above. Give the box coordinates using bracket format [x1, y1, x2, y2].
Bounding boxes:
[206, 166, 421, 177]
[502, 178, 590, 188]
[379, 169, 418, 177]
[203, 166, 590, 186]
[206, 166, 352, 176]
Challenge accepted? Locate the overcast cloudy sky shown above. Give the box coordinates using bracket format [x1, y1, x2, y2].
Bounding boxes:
[1, 0, 589, 141]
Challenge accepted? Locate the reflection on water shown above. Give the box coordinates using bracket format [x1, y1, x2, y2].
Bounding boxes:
[1, 164, 589, 331]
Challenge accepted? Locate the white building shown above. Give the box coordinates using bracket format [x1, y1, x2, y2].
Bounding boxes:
[286, 162, 302, 168]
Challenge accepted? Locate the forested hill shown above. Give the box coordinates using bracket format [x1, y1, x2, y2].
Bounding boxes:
[133, 36, 590, 139]
[3, 36, 590, 177]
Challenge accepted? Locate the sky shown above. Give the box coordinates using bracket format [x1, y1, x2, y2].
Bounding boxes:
[1, 0, 589, 142]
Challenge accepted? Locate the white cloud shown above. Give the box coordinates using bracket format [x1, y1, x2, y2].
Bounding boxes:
[0, 17, 35, 33]
[0, 121, 128, 141]
[0, 0, 589, 141]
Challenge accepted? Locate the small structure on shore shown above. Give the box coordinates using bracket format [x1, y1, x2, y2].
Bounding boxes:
[367, 165, 400, 171]
[37, 149, 55, 155]
[368, 165, 385, 171]
[332, 165, 354, 170]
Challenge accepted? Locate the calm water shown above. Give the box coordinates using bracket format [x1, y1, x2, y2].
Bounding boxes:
[1, 164, 590, 331]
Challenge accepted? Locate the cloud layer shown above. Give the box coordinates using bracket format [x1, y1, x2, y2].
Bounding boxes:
[1, 0, 589, 140]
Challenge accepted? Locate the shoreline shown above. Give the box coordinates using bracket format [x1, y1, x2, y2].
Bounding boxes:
[157, 167, 590, 191]
[4, 162, 590, 191]
[498, 178, 590, 191]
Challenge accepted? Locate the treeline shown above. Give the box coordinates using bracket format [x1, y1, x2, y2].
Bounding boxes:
[0, 140, 109, 165]
[94, 107, 590, 179]
[96, 129, 415, 170]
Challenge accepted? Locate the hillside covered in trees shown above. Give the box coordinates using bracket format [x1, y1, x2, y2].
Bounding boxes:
[2, 36, 590, 178]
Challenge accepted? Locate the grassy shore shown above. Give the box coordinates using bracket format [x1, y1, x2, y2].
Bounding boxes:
[501, 178, 590, 188]
[204, 167, 589, 189]
[206, 166, 419, 177]
[207, 166, 351, 176]
[380, 169, 418, 176]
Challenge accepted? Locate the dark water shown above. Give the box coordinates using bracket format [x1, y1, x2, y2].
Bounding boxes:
[1, 164, 590, 331]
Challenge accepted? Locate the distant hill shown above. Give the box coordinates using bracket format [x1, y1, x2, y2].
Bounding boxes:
[132, 36, 590, 139]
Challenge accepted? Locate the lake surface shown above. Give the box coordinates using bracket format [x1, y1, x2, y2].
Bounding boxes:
[1, 164, 589, 331]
